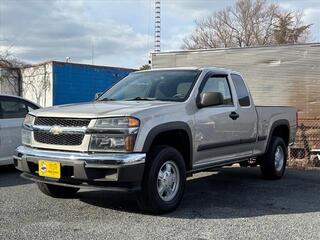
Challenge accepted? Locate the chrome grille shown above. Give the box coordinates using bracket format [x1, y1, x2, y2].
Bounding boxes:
[34, 132, 84, 146]
[33, 117, 90, 146]
[34, 117, 90, 127]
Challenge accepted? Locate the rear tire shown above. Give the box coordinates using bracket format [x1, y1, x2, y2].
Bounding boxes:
[36, 182, 79, 198]
[137, 145, 186, 214]
[260, 137, 287, 180]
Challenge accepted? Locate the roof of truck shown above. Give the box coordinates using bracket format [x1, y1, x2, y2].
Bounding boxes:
[136, 66, 241, 75]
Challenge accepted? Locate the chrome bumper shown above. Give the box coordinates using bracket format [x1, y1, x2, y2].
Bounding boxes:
[13, 146, 146, 190]
[14, 146, 145, 167]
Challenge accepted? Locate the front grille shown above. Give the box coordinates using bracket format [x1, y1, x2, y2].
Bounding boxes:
[34, 132, 84, 146]
[34, 117, 90, 127]
[33, 117, 89, 146]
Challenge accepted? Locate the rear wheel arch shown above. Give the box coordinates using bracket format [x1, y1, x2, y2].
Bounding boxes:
[266, 119, 290, 150]
[142, 122, 193, 171]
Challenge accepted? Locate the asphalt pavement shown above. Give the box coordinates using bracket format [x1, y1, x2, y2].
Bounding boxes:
[0, 165, 319, 240]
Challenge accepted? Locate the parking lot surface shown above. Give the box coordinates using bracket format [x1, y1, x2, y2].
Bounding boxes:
[0, 166, 319, 240]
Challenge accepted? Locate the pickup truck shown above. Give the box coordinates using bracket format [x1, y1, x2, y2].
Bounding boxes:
[14, 67, 296, 213]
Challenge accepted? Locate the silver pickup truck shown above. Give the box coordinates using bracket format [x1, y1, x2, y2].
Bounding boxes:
[14, 67, 296, 213]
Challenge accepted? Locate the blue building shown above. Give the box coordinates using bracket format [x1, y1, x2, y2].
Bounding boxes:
[22, 61, 136, 107]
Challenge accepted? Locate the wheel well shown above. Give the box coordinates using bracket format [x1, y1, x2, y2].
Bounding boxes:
[149, 130, 192, 171]
[272, 125, 289, 146]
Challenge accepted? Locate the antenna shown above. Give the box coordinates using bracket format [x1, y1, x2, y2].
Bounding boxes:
[91, 38, 94, 65]
[154, 0, 161, 52]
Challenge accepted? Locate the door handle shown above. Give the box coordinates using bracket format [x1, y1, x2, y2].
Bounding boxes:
[229, 111, 239, 120]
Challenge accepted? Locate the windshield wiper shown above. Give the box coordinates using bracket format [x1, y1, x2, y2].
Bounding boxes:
[123, 97, 156, 101]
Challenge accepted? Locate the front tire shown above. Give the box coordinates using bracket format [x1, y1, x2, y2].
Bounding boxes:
[260, 137, 288, 180]
[137, 146, 186, 214]
[36, 182, 79, 198]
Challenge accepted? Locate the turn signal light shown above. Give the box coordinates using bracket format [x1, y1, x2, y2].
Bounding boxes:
[128, 117, 140, 127]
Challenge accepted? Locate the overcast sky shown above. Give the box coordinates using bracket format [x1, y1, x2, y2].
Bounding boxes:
[0, 0, 319, 68]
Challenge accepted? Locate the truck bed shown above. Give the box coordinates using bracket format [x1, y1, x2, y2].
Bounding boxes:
[254, 106, 296, 155]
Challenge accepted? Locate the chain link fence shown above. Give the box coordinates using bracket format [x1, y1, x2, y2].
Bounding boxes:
[289, 118, 320, 168]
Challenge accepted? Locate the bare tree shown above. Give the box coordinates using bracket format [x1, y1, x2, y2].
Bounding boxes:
[0, 50, 51, 106]
[183, 0, 311, 49]
[22, 63, 51, 106]
[0, 50, 28, 95]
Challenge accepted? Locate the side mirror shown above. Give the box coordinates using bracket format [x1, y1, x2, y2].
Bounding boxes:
[94, 92, 103, 100]
[197, 92, 224, 108]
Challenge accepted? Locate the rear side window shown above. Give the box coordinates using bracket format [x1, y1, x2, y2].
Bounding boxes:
[0, 98, 29, 119]
[231, 74, 251, 107]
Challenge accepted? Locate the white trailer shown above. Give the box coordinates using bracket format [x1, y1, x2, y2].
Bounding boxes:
[151, 43, 320, 119]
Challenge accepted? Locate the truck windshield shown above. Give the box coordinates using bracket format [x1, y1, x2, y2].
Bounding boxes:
[98, 70, 201, 102]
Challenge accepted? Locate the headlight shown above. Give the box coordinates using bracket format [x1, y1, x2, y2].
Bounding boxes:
[95, 117, 139, 128]
[21, 129, 32, 146]
[89, 117, 139, 152]
[89, 134, 136, 152]
[23, 114, 35, 126]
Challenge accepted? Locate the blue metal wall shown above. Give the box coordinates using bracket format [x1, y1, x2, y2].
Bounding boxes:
[52, 62, 135, 105]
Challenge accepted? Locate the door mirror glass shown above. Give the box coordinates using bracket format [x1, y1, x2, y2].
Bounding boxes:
[198, 92, 224, 108]
[94, 92, 103, 100]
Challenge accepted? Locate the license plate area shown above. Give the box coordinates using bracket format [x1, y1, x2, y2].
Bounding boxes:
[38, 160, 61, 179]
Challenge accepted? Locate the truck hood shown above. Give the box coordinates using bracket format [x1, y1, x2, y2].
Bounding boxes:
[30, 101, 177, 118]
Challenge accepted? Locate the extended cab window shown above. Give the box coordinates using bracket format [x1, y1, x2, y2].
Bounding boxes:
[231, 74, 251, 107]
[201, 76, 233, 105]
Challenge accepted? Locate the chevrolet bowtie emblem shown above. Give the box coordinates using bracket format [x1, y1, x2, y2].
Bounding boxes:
[49, 126, 63, 135]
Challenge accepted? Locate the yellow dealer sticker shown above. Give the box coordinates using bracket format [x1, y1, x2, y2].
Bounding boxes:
[38, 160, 61, 179]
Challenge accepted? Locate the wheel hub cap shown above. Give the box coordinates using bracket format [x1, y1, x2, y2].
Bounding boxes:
[275, 146, 284, 172]
[157, 161, 180, 202]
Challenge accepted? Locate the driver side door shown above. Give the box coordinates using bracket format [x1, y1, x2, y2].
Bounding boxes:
[194, 74, 239, 168]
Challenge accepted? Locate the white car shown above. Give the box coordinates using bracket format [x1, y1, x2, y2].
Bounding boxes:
[0, 95, 40, 166]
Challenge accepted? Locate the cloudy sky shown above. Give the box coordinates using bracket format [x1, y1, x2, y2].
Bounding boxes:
[0, 0, 319, 68]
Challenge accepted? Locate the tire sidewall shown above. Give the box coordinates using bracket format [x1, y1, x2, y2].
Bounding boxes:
[145, 146, 186, 213]
[263, 137, 288, 178]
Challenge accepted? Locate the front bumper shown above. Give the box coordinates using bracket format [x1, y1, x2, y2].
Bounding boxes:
[13, 146, 146, 192]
